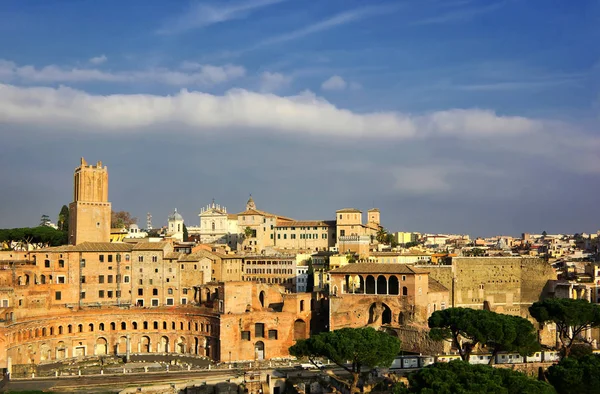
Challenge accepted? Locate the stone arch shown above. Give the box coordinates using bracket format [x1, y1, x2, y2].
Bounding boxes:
[259, 291, 265, 308]
[132, 321, 138, 330]
[159, 336, 169, 353]
[95, 337, 108, 355]
[255, 341, 265, 360]
[117, 336, 127, 354]
[365, 275, 376, 294]
[58, 326, 63, 335]
[40, 274, 46, 284]
[67, 324, 72, 334]
[140, 336, 151, 353]
[40, 343, 51, 361]
[56, 341, 67, 359]
[42, 327, 47, 336]
[77, 324, 83, 333]
[194, 337, 199, 354]
[293, 319, 307, 340]
[402, 286, 408, 296]
[389, 276, 399, 295]
[377, 275, 387, 294]
[176, 337, 186, 354]
[368, 302, 392, 325]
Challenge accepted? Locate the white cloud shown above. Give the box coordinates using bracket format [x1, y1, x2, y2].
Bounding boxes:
[0, 60, 245, 86]
[89, 55, 107, 65]
[321, 75, 347, 91]
[0, 82, 544, 140]
[157, 0, 286, 35]
[259, 71, 291, 92]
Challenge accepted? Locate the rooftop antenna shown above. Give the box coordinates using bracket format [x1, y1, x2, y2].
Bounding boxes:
[147, 212, 153, 230]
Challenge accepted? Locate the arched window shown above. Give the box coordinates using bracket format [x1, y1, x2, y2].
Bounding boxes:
[259, 291, 265, 308]
[132, 322, 138, 330]
[402, 286, 408, 296]
[49, 327, 54, 335]
[110, 322, 116, 330]
[121, 322, 127, 330]
[143, 321, 148, 330]
[300, 300, 305, 312]
[58, 326, 63, 335]
[77, 324, 83, 333]
[99, 323, 105, 331]
[89, 323, 94, 332]
[154, 321, 159, 330]
[42, 328, 47, 336]
[212, 222, 215, 231]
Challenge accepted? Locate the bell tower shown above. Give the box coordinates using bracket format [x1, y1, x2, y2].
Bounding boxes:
[68, 157, 112, 245]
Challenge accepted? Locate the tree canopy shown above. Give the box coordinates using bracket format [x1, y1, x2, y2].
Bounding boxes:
[289, 327, 401, 393]
[57, 205, 69, 233]
[183, 223, 189, 242]
[546, 354, 600, 394]
[429, 308, 540, 363]
[111, 210, 137, 229]
[395, 360, 556, 394]
[529, 298, 600, 357]
[0, 227, 67, 250]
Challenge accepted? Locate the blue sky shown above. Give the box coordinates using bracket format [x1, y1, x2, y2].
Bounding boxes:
[0, 0, 599, 237]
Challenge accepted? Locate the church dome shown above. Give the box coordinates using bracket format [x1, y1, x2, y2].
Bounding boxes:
[169, 208, 183, 221]
[246, 195, 256, 210]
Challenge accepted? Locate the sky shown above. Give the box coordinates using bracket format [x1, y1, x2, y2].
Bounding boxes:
[0, 0, 599, 237]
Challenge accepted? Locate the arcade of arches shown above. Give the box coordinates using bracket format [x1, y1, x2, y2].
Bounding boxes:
[2, 308, 220, 366]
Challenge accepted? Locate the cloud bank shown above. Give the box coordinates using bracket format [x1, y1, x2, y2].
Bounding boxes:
[0, 60, 245, 86]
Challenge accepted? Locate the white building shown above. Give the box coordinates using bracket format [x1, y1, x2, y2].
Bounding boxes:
[187, 200, 239, 248]
[126, 224, 148, 239]
[167, 209, 185, 242]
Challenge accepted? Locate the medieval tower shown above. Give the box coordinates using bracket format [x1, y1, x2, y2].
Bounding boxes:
[68, 158, 111, 245]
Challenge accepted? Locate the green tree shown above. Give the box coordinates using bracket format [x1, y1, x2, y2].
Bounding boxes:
[57, 205, 69, 233]
[547, 354, 600, 394]
[183, 223, 189, 242]
[289, 327, 401, 393]
[395, 360, 556, 394]
[40, 214, 51, 227]
[405, 241, 420, 248]
[306, 258, 314, 293]
[376, 227, 388, 243]
[529, 298, 600, 358]
[428, 308, 539, 363]
[244, 226, 254, 238]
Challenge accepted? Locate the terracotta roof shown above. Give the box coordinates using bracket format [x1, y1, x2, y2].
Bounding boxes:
[237, 208, 294, 221]
[39, 242, 133, 253]
[428, 278, 448, 293]
[179, 252, 210, 262]
[165, 252, 182, 260]
[275, 220, 336, 227]
[329, 263, 427, 275]
[336, 208, 362, 213]
[227, 214, 238, 220]
[132, 242, 170, 251]
[371, 252, 430, 257]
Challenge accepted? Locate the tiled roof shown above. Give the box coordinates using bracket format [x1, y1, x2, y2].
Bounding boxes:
[428, 278, 448, 293]
[38, 242, 133, 252]
[275, 220, 336, 227]
[236, 209, 294, 221]
[227, 214, 238, 220]
[336, 208, 362, 213]
[165, 252, 182, 260]
[329, 263, 427, 275]
[132, 242, 170, 251]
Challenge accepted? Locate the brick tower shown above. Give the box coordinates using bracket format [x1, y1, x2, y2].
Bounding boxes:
[68, 158, 111, 245]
